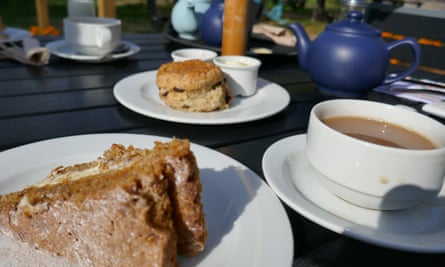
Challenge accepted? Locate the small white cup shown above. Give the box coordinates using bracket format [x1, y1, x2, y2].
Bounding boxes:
[63, 17, 121, 56]
[213, 56, 261, 97]
[305, 99, 445, 210]
[171, 48, 217, 62]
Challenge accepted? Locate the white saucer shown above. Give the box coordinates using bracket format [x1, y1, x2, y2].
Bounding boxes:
[45, 40, 140, 63]
[113, 70, 290, 125]
[0, 27, 31, 43]
[0, 134, 293, 266]
[262, 134, 445, 253]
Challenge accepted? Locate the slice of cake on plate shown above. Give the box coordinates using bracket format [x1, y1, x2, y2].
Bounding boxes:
[0, 138, 206, 266]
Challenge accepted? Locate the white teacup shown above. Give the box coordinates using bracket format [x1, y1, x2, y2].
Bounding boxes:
[63, 17, 121, 56]
[305, 99, 445, 210]
[213, 56, 261, 97]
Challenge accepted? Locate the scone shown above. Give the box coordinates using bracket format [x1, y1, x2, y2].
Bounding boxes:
[0, 139, 206, 266]
[156, 59, 233, 112]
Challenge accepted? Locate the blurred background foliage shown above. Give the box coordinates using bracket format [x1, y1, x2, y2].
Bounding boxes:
[0, 0, 341, 36]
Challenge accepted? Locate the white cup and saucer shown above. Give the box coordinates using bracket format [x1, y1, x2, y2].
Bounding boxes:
[64, 17, 122, 57]
[45, 17, 140, 63]
[263, 99, 445, 252]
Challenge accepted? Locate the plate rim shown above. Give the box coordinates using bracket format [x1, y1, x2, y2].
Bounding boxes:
[262, 133, 445, 254]
[0, 133, 294, 266]
[113, 70, 290, 125]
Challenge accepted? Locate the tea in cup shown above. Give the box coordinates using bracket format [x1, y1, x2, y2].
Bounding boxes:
[305, 99, 445, 210]
[63, 17, 121, 56]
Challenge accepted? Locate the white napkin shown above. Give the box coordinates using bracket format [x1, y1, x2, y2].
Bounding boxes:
[0, 37, 50, 66]
[252, 23, 296, 47]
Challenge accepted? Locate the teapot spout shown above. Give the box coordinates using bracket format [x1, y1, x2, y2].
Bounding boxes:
[288, 23, 311, 71]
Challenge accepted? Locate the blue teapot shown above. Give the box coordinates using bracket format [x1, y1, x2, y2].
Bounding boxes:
[199, 0, 224, 46]
[288, 11, 421, 96]
[171, 0, 211, 40]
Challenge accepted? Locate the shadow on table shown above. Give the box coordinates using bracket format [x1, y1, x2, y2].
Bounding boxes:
[296, 187, 445, 266]
[337, 186, 445, 266]
[378, 184, 445, 236]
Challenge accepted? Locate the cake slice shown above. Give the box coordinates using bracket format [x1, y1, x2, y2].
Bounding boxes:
[0, 138, 206, 266]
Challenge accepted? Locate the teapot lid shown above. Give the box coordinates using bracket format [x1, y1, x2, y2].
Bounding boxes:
[327, 11, 381, 36]
[340, 0, 366, 6]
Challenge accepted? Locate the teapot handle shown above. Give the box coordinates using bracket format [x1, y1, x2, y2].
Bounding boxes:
[383, 38, 421, 84]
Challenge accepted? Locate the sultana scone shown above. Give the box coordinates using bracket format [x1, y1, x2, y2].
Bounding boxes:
[156, 60, 232, 112]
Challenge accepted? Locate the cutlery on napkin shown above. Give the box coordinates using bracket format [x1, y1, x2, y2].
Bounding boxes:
[0, 37, 50, 66]
[375, 79, 445, 118]
[374, 80, 445, 104]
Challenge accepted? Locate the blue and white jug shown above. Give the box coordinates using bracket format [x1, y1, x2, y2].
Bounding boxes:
[171, 0, 211, 40]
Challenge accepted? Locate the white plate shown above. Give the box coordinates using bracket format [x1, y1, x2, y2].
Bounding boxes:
[0, 27, 31, 43]
[262, 134, 445, 253]
[45, 40, 140, 63]
[113, 70, 290, 125]
[0, 134, 293, 266]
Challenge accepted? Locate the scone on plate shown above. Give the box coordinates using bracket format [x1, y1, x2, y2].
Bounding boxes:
[156, 59, 233, 112]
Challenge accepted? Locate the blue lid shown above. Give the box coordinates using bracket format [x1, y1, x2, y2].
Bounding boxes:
[340, 0, 367, 6]
[327, 11, 381, 36]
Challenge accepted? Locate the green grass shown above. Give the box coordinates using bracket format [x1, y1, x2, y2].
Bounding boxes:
[1, 0, 339, 36]
[2, 0, 66, 30]
[281, 0, 341, 37]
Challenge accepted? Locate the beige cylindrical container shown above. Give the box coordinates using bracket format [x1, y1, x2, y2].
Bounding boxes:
[221, 0, 249, 55]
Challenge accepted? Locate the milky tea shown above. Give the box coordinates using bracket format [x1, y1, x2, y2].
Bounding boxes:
[322, 116, 437, 150]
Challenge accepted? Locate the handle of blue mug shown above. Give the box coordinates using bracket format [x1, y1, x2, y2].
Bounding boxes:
[383, 37, 421, 84]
